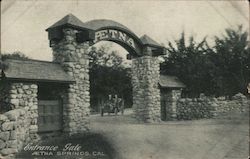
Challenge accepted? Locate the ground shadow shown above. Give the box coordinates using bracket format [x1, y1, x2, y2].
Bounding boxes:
[16, 132, 117, 159]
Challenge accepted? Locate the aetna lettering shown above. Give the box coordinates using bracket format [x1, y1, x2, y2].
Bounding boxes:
[94, 29, 135, 49]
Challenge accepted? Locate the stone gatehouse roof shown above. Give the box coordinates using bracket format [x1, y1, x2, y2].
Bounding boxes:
[140, 35, 162, 47]
[159, 75, 186, 88]
[2, 59, 75, 83]
[46, 13, 92, 31]
[46, 14, 164, 50]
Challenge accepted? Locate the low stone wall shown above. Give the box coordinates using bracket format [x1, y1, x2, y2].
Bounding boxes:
[0, 83, 39, 158]
[176, 93, 248, 120]
[214, 93, 248, 115]
[0, 108, 39, 158]
[177, 97, 215, 120]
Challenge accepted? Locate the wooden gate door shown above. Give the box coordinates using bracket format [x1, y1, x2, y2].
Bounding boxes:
[161, 99, 166, 121]
[38, 100, 63, 132]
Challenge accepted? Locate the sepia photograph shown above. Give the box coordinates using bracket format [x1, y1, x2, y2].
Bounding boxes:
[0, 0, 249, 159]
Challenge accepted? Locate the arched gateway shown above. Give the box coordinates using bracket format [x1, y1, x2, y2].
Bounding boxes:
[46, 14, 165, 132]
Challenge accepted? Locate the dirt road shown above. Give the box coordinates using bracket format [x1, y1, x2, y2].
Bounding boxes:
[89, 111, 249, 159]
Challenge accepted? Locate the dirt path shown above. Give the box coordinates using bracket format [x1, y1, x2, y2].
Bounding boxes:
[89, 112, 249, 159]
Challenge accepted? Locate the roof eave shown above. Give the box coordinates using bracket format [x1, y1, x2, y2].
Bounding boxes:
[46, 23, 94, 32]
[159, 85, 186, 89]
[4, 77, 76, 84]
[144, 44, 165, 49]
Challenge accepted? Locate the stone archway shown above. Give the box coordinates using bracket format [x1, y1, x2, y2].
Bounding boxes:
[46, 14, 165, 133]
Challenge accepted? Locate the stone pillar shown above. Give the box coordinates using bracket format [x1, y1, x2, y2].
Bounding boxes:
[131, 56, 161, 122]
[51, 28, 90, 134]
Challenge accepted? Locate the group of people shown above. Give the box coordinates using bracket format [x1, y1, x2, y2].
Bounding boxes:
[100, 94, 124, 115]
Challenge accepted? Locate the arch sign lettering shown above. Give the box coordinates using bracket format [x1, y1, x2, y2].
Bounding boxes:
[91, 29, 142, 56]
[47, 14, 164, 57]
[94, 29, 135, 48]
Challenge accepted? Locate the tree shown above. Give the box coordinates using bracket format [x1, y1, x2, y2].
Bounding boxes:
[1, 51, 29, 70]
[210, 25, 250, 96]
[161, 32, 214, 97]
[1, 51, 29, 60]
[161, 26, 250, 97]
[89, 46, 132, 112]
[88, 46, 123, 68]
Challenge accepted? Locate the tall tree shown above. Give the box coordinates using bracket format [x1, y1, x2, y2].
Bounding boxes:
[161, 32, 213, 97]
[210, 25, 250, 96]
[161, 26, 249, 97]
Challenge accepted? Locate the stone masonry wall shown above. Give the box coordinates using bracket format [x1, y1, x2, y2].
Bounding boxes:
[214, 93, 248, 115]
[51, 28, 90, 134]
[0, 83, 38, 158]
[177, 96, 215, 120]
[132, 56, 161, 122]
[176, 93, 248, 120]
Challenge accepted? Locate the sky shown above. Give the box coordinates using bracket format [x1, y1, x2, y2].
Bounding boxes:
[1, 0, 249, 61]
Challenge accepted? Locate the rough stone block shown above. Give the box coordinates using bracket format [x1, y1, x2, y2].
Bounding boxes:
[22, 85, 29, 90]
[19, 109, 25, 116]
[65, 44, 75, 51]
[5, 110, 20, 121]
[10, 94, 17, 99]
[0, 148, 17, 155]
[10, 90, 17, 94]
[17, 88, 24, 94]
[30, 84, 38, 89]
[6, 140, 17, 148]
[10, 99, 19, 106]
[75, 64, 81, 69]
[0, 139, 6, 149]
[30, 105, 37, 111]
[2, 122, 15, 131]
[17, 94, 22, 99]
[0, 115, 7, 122]
[69, 122, 76, 128]
[9, 131, 16, 140]
[29, 125, 38, 133]
[26, 90, 32, 95]
[0, 132, 10, 141]
[65, 35, 74, 42]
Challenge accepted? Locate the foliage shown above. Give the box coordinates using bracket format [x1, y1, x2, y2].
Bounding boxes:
[210, 25, 250, 96]
[1, 51, 29, 70]
[89, 46, 123, 68]
[1, 51, 29, 60]
[161, 32, 213, 97]
[161, 26, 250, 97]
[89, 46, 132, 111]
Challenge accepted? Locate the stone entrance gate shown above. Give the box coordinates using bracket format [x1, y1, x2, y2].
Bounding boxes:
[47, 14, 165, 127]
[1, 13, 248, 158]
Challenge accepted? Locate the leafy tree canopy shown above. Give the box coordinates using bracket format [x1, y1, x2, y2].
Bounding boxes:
[88, 46, 132, 111]
[1, 51, 29, 60]
[161, 25, 249, 97]
[0, 51, 29, 70]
